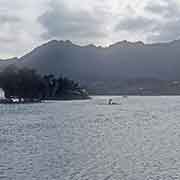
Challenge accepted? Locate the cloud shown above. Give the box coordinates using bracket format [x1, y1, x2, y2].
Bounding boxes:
[1, 0, 180, 58]
[145, 0, 180, 18]
[38, 1, 110, 44]
[0, 14, 20, 24]
[0, 11, 21, 49]
[115, 16, 154, 33]
[148, 19, 180, 42]
[0, 0, 48, 58]
[143, 0, 180, 42]
[114, 0, 180, 43]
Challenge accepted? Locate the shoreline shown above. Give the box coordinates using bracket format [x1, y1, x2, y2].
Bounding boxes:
[0, 96, 91, 104]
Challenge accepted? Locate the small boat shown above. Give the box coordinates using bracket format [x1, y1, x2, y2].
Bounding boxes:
[122, 95, 128, 98]
[108, 99, 112, 105]
[108, 99, 120, 105]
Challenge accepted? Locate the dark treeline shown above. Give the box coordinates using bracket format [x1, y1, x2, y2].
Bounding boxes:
[0, 65, 89, 101]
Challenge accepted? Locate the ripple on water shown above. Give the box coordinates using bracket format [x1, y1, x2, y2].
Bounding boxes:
[0, 97, 180, 180]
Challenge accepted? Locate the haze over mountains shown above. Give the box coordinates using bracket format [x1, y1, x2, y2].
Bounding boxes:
[1, 39, 180, 94]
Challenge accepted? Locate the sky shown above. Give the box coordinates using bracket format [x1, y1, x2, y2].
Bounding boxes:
[1, 0, 180, 58]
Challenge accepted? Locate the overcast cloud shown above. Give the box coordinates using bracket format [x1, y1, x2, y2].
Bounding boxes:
[1, 0, 180, 58]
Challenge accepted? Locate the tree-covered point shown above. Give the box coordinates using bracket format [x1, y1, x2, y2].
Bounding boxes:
[0, 65, 89, 101]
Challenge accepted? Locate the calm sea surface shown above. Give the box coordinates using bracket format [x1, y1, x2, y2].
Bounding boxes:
[1, 96, 180, 180]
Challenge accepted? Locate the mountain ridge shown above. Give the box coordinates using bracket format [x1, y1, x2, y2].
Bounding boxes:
[2, 38, 180, 60]
[1, 39, 180, 94]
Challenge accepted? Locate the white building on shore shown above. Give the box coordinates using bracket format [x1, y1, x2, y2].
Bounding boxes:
[0, 88, 5, 99]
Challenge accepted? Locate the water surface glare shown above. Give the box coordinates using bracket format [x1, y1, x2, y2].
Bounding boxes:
[1, 96, 180, 180]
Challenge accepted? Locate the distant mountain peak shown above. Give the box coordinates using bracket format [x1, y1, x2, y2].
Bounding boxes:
[109, 40, 144, 48]
[59, 40, 73, 45]
[31, 39, 180, 54]
[41, 39, 75, 48]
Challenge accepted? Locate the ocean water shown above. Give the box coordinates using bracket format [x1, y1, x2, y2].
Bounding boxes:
[1, 96, 180, 180]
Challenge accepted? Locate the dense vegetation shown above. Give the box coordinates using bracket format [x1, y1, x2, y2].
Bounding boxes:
[0, 65, 89, 101]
